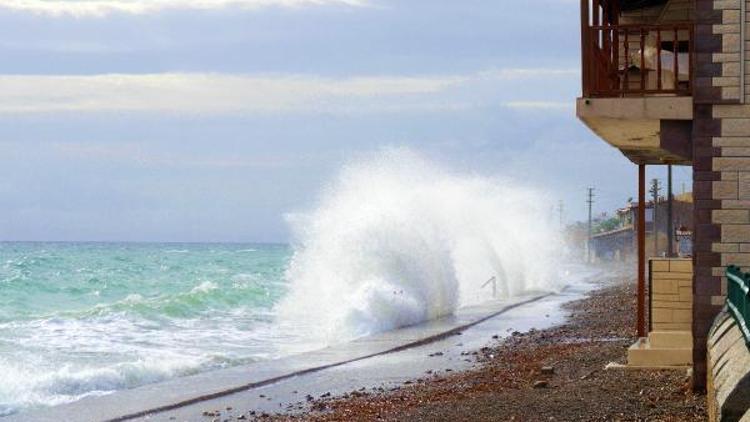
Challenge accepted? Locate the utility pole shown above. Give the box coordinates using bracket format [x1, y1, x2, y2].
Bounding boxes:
[650, 179, 661, 257]
[558, 200, 564, 230]
[667, 165, 674, 257]
[587, 187, 595, 263]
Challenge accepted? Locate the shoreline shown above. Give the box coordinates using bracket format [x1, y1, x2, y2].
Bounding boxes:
[267, 271, 707, 421]
[8, 280, 584, 422]
[128, 268, 601, 421]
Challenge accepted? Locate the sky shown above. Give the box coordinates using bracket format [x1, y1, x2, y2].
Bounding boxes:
[0, 0, 691, 242]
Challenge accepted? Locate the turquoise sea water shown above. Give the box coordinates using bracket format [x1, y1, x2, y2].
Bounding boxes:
[0, 242, 296, 416]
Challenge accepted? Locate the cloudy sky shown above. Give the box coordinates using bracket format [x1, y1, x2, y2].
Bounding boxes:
[0, 0, 690, 242]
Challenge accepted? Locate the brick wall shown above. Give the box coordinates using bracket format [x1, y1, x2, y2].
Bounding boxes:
[693, 0, 750, 390]
[651, 258, 694, 331]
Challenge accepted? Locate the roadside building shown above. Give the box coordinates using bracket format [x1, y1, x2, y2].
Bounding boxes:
[577, 0, 750, 418]
[590, 194, 693, 261]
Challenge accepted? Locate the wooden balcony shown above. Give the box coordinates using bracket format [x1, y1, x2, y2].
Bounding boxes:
[577, 1, 694, 165]
[583, 23, 693, 97]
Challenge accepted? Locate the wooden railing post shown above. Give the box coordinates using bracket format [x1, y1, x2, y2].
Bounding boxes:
[581, 0, 591, 97]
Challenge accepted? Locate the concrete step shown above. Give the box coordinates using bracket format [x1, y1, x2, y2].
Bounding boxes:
[627, 337, 692, 367]
[648, 330, 693, 349]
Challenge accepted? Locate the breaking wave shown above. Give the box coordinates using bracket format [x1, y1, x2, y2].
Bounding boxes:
[278, 148, 564, 344]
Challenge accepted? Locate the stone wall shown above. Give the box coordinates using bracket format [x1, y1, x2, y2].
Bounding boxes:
[707, 310, 750, 421]
[651, 258, 694, 331]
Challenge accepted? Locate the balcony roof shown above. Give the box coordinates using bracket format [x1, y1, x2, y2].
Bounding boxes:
[576, 96, 693, 165]
[621, 0, 668, 11]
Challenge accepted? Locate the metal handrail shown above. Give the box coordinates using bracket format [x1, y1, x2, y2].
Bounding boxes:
[481, 276, 497, 298]
[726, 266, 750, 347]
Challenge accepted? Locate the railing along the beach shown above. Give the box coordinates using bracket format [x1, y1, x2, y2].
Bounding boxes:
[726, 266, 750, 347]
[481, 276, 497, 298]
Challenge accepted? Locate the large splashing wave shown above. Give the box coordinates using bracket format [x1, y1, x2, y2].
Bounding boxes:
[278, 149, 563, 344]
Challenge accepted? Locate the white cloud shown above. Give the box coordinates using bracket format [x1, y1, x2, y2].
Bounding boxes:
[0, 73, 464, 114]
[0, 0, 368, 17]
[479, 68, 579, 80]
[51, 141, 301, 168]
[503, 101, 573, 111]
[0, 69, 575, 115]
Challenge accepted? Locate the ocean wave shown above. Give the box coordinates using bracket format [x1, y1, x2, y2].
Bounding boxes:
[0, 243, 295, 415]
[17, 279, 268, 322]
[278, 148, 563, 344]
[190, 281, 219, 294]
[0, 354, 207, 416]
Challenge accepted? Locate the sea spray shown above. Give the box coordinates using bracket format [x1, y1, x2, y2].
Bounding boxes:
[278, 149, 564, 345]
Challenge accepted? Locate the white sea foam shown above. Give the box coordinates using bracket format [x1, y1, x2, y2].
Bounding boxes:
[278, 148, 564, 344]
[0, 353, 205, 416]
[190, 281, 219, 294]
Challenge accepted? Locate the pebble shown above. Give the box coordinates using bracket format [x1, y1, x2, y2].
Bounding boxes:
[541, 366, 555, 375]
[533, 380, 549, 389]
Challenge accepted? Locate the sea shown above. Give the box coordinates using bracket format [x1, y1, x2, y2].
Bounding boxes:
[0, 149, 566, 416]
[0, 242, 300, 417]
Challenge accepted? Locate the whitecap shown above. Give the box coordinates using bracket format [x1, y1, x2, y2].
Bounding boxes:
[190, 281, 218, 294]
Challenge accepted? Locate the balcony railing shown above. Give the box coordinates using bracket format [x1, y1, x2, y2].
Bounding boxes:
[582, 23, 693, 97]
[726, 266, 750, 347]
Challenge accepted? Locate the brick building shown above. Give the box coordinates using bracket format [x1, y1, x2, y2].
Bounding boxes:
[577, 0, 750, 392]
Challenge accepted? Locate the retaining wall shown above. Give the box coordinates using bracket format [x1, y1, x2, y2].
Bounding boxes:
[707, 309, 750, 421]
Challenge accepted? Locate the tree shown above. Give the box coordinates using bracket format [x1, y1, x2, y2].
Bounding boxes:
[594, 217, 620, 234]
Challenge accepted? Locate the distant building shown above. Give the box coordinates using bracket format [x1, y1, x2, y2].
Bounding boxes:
[590, 193, 693, 261]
